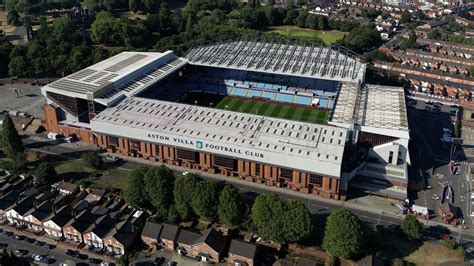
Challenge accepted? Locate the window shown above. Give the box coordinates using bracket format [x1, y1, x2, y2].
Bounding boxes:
[388, 151, 394, 164]
[176, 149, 197, 162]
[213, 155, 236, 170]
[108, 136, 118, 147]
[280, 168, 293, 180]
[309, 174, 322, 186]
[130, 140, 140, 150]
[255, 164, 261, 176]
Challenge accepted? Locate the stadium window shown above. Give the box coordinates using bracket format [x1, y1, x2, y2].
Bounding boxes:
[108, 136, 118, 148]
[309, 174, 322, 186]
[324, 129, 327, 134]
[296, 133, 300, 138]
[280, 168, 293, 180]
[299, 126, 302, 130]
[322, 137, 325, 142]
[335, 156, 338, 160]
[213, 155, 236, 170]
[176, 148, 197, 162]
[338, 139, 341, 145]
[340, 132, 343, 137]
[326, 155, 329, 159]
[332, 131, 334, 136]
[330, 139, 333, 144]
[317, 153, 321, 157]
[255, 164, 261, 176]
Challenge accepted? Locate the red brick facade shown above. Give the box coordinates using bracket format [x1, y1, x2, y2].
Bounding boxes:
[94, 133, 344, 200]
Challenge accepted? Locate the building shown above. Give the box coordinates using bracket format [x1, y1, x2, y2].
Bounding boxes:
[103, 220, 138, 255]
[176, 228, 227, 263]
[228, 239, 259, 266]
[159, 223, 181, 251]
[141, 221, 163, 248]
[43, 205, 75, 239]
[41, 38, 411, 200]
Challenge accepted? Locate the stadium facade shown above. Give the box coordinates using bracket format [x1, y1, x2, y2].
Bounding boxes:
[41, 39, 410, 200]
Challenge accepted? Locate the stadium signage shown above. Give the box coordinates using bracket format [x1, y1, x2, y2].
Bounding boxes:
[147, 133, 264, 159]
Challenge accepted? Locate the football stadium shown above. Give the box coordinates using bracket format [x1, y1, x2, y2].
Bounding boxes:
[41, 38, 410, 200]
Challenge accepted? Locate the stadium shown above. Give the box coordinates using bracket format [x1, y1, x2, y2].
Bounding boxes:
[41, 38, 410, 200]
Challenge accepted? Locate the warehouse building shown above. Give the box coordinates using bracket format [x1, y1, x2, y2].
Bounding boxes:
[41, 39, 410, 200]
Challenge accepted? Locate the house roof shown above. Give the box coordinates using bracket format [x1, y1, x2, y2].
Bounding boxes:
[160, 223, 180, 241]
[8, 195, 35, 216]
[229, 239, 258, 260]
[141, 221, 163, 240]
[86, 214, 116, 239]
[54, 181, 78, 193]
[25, 200, 54, 222]
[177, 229, 201, 245]
[46, 205, 74, 227]
[66, 210, 99, 233]
[194, 228, 227, 254]
[105, 220, 135, 246]
[0, 191, 17, 211]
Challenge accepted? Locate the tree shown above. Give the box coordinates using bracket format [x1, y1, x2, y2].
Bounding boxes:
[251, 194, 312, 243]
[167, 204, 180, 223]
[10, 152, 27, 175]
[144, 165, 175, 215]
[117, 254, 129, 266]
[174, 174, 200, 219]
[400, 34, 419, 50]
[1, 115, 24, 157]
[143, 0, 160, 13]
[400, 10, 411, 24]
[218, 185, 245, 228]
[400, 215, 423, 241]
[191, 180, 220, 221]
[318, 16, 328, 30]
[128, 0, 141, 13]
[6, 10, 20, 26]
[81, 151, 104, 170]
[323, 209, 364, 259]
[34, 162, 58, 187]
[427, 29, 441, 40]
[124, 167, 150, 209]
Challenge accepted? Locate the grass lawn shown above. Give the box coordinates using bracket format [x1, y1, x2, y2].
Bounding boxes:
[268, 25, 347, 45]
[183, 92, 329, 124]
[91, 169, 130, 191]
[403, 242, 465, 266]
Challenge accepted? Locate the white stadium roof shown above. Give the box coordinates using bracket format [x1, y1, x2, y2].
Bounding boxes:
[330, 84, 409, 139]
[91, 97, 348, 177]
[185, 39, 366, 83]
[42, 51, 186, 106]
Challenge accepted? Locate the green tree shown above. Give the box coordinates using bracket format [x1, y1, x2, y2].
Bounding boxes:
[81, 151, 104, 170]
[144, 165, 175, 215]
[1, 115, 24, 157]
[167, 204, 180, 223]
[400, 215, 423, 241]
[91, 11, 122, 45]
[6, 10, 20, 26]
[218, 185, 245, 228]
[323, 209, 364, 259]
[117, 254, 129, 266]
[10, 152, 27, 175]
[192, 180, 220, 221]
[318, 16, 328, 30]
[52, 16, 76, 42]
[128, 0, 141, 13]
[143, 0, 160, 13]
[400, 34, 419, 49]
[427, 29, 441, 40]
[124, 167, 150, 209]
[34, 161, 58, 187]
[83, 0, 99, 9]
[174, 174, 200, 219]
[400, 10, 411, 24]
[252, 194, 312, 243]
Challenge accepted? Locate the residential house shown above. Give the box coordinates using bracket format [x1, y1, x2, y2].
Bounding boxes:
[63, 209, 100, 244]
[141, 221, 163, 248]
[83, 215, 116, 251]
[5, 195, 37, 226]
[0, 192, 18, 223]
[43, 205, 75, 239]
[228, 239, 258, 266]
[24, 200, 55, 232]
[159, 223, 180, 251]
[177, 228, 228, 263]
[103, 220, 138, 255]
[52, 181, 79, 195]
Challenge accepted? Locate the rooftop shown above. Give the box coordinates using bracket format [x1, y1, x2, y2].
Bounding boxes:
[356, 85, 409, 132]
[185, 39, 366, 84]
[330, 82, 359, 126]
[91, 97, 347, 177]
[42, 51, 186, 105]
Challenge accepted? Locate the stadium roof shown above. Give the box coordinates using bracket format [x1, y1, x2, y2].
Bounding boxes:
[330, 84, 409, 138]
[42, 51, 186, 105]
[356, 85, 409, 133]
[91, 97, 348, 177]
[185, 39, 366, 84]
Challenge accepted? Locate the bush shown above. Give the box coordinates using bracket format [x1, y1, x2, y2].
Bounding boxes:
[400, 216, 423, 241]
[443, 239, 456, 249]
[81, 151, 104, 170]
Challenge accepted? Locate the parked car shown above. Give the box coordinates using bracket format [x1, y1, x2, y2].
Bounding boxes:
[106, 156, 121, 162]
[167, 261, 177, 266]
[15, 249, 28, 256]
[2, 231, 13, 237]
[14, 234, 24, 240]
[154, 256, 164, 265]
[66, 249, 78, 257]
[89, 258, 103, 264]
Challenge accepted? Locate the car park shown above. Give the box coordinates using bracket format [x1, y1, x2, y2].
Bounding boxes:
[25, 237, 35, 243]
[167, 261, 177, 266]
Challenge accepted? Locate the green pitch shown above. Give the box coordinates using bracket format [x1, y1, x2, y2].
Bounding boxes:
[183, 92, 329, 124]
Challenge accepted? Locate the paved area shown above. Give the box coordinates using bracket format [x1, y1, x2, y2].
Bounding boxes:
[0, 225, 114, 265]
[407, 99, 472, 226]
[0, 84, 45, 118]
